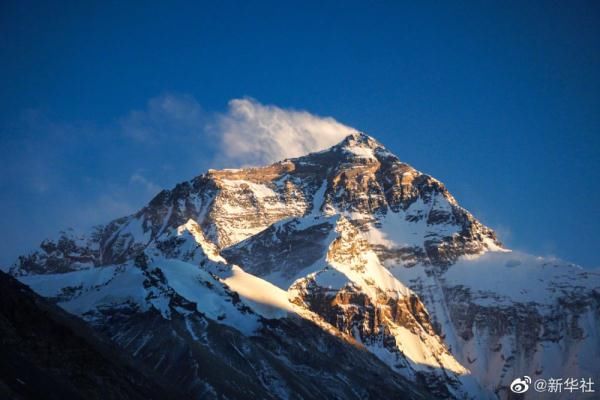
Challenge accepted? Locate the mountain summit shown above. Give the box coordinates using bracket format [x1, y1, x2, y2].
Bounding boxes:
[8, 133, 600, 399]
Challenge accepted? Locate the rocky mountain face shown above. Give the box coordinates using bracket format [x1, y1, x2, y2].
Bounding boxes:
[7, 132, 600, 399]
[0, 271, 180, 400]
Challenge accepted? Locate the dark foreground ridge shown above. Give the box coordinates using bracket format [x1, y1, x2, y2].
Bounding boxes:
[0, 271, 180, 400]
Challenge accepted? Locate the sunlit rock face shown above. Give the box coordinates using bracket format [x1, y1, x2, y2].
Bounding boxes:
[9, 132, 600, 400]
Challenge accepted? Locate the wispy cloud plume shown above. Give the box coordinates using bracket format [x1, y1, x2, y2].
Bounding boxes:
[213, 98, 356, 166]
[118, 94, 357, 166]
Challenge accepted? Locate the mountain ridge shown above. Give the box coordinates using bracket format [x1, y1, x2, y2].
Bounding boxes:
[0, 270, 183, 400]
[8, 132, 599, 399]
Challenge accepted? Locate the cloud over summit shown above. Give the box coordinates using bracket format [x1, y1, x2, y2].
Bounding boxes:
[117, 95, 356, 167]
[214, 98, 356, 166]
[0, 95, 356, 266]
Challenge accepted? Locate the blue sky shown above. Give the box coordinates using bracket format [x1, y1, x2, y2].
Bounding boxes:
[0, 1, 598, 267]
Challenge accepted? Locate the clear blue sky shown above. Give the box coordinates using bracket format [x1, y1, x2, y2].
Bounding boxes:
[1, 1, 598, 267]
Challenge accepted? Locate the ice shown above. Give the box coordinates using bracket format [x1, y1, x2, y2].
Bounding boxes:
[20, 265, 119, 298]
[118, 216, 152, 245]
[156, 259, 261, 334]
[343, 145, 376, 160]
[443, 251, 600, 307]
[364, 196, 460, 248]
[222, 265, 294, 318]
[310, 180, 328, 215]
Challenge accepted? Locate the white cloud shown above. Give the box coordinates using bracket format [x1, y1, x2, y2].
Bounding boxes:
[118, 95, 356, 167]
[213, 98, 356, 166]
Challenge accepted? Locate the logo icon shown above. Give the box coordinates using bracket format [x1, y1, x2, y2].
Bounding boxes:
[510, 376, 532, 393]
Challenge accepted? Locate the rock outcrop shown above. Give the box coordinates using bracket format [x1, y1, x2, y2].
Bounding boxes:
[8, 132, 599, 399]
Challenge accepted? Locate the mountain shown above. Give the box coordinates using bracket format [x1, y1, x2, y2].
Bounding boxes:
[0, 270, 183, 400]
[7, 132, 600, 399]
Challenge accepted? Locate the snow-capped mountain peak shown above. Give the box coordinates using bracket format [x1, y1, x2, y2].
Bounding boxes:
[8, 133, 599, 400]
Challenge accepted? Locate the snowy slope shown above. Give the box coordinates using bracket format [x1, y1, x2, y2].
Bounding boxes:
[8, 132, 599, 400]
[392, 250, 600, 399]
